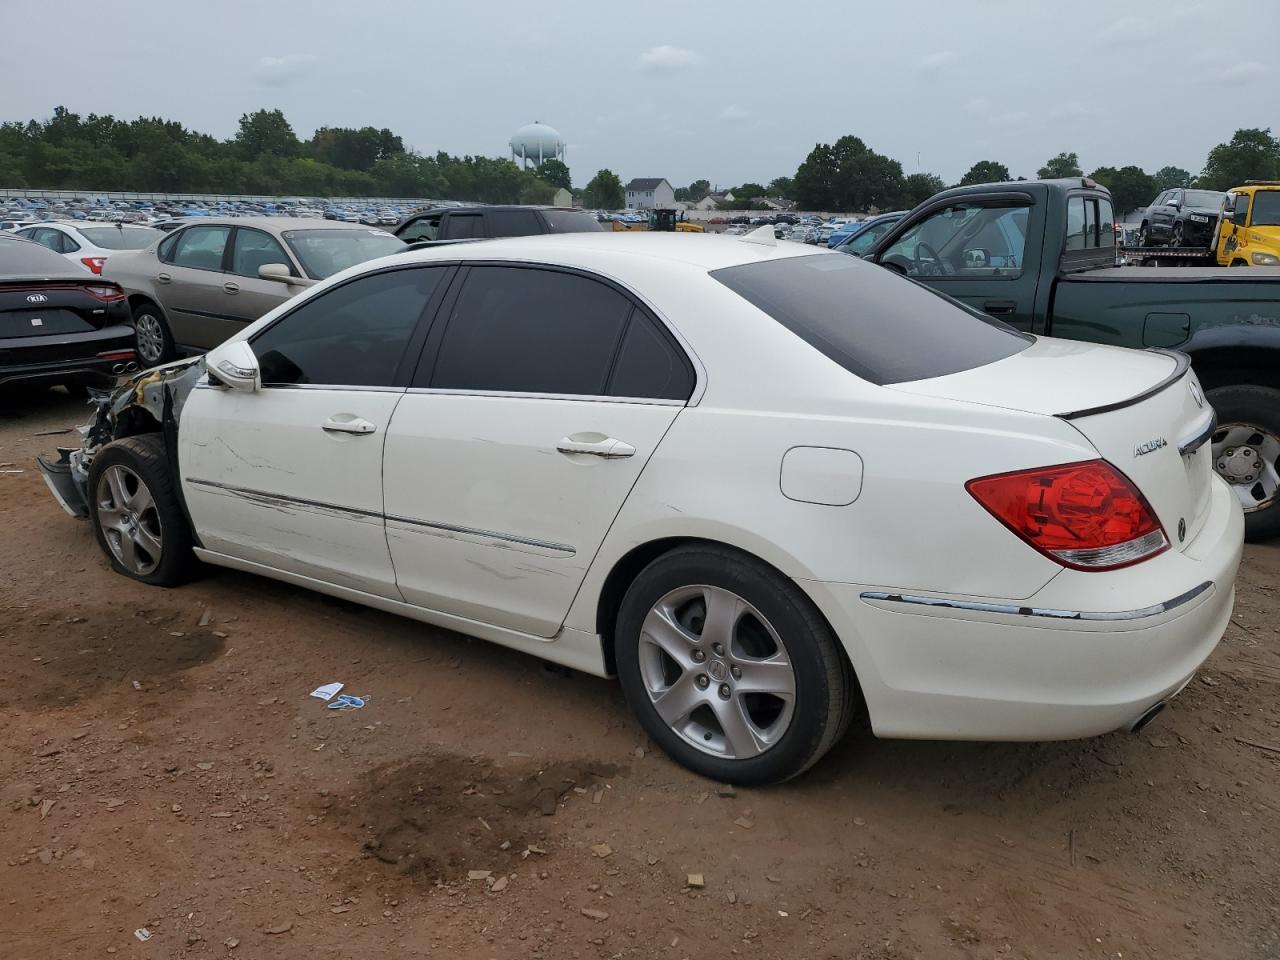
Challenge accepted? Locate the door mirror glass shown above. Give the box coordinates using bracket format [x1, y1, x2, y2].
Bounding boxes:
[205, 339, 261, 392]
[258, 262, 295, 283]
[963, 248, 989, 267]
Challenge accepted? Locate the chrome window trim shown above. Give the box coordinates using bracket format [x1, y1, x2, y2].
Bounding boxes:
[405, 387, 682, 406]
[859, 580, 1212, 622]
[186, 478, 575, 555]
[261, 383, 407, 393]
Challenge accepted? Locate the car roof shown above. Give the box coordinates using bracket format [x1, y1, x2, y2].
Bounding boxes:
[399, 230, 823, 273]
[171, 217, 386, 231]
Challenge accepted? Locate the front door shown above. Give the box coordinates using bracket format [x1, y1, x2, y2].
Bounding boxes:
[383, 264, 695, 637]
[221, 226, 300, 331]
[179, 264, 451, 598]
[874, 199, 1039, 331]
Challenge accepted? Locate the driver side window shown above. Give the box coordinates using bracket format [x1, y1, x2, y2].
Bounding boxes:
[250, 266, 446, 388]
[880, 204, 1026, 279]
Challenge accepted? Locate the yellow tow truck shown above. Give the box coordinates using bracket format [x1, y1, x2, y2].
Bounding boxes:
[1219, 181, 1280, 266]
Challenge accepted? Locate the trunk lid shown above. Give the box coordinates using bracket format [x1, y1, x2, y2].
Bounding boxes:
[0, 281, 117, 338]
[892, 338, 1215, 550]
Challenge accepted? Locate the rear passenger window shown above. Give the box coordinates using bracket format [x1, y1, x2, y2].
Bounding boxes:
[608, 317, 694, 400]
[443, 214, 483, 240]
[489, 209, 543, 237]
[251, 267, 444, 387]
[426, 267, 633, 396]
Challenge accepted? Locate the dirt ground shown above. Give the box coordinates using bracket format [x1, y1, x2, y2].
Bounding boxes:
[2, 388, 1278, 960]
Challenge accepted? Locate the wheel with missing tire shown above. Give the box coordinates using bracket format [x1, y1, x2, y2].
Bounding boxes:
[615, 544, 856, 784]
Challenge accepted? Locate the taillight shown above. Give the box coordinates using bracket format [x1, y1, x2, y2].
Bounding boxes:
[966, 459, 1168, 571]
[81, 257, 107, 275]
[83, 284, 125, 303]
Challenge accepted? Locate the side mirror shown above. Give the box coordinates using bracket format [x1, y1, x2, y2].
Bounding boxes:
[258, 262, 295, 283]
[205, 339, 260, 392]
[963, 247, 990, 267]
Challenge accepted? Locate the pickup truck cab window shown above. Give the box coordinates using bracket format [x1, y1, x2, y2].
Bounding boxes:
[879, 202, 1027, 279]
[442, 214, 484, 240]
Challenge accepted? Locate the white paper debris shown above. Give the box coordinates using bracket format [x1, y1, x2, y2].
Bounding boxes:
[134, 928, 152, 942]
[309, 682, 344, 701]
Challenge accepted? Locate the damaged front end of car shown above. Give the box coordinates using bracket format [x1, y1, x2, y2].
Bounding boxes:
[37, 357, 206, 519]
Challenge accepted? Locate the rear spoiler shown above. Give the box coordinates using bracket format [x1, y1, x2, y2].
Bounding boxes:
[1058, 349, 1191, 420]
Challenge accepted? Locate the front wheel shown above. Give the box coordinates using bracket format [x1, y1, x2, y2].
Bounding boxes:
[615, 545, 856, 784]
[1207, 384, 1280, 541]
[1171, 222, 1185, 247]
[88, 435, 197, 585]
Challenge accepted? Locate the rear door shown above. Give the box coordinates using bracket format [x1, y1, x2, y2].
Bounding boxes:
[382, 264, 694, 636]
[873, 196, 1041, 331]
[155, 224, 234, 351]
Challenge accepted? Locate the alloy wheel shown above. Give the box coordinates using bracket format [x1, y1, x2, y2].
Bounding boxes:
[134, 312, 165, 365]
[637, 585, 796, 760]
[95, 464, 163, 575]
[1212, 422, 1280, 513]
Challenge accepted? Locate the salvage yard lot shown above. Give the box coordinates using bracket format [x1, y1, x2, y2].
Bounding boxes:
[2, 390, 1278, 960]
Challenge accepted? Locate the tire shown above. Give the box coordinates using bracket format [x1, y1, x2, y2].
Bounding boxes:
[88, 435, 198, 585]
[1206, 384, 1280, 542]
[132, 300, 175, 366]
[1171, 222, 1184, 247]
[614, 544, 856, 785]
[1138, 222, 1151, 247]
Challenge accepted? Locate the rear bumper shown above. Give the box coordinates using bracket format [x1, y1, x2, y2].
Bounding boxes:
[801, 474, 1245, 741]
[0, 324, 138, 388]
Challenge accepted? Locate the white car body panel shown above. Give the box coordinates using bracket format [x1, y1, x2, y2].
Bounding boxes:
[170, 233, 1243, 745]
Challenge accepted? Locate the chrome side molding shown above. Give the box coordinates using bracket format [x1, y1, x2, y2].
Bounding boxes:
[860, 580, 1213, 622]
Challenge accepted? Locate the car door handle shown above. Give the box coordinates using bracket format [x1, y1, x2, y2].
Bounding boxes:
[983, 300, 1016, 316]
[156, 272, 171, 284]
[322, 415, 377, 435]
[223, 281, 240, 294]
[557, 437, 636, 459]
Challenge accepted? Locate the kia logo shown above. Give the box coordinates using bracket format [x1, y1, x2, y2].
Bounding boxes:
[26, 293, 48, 303]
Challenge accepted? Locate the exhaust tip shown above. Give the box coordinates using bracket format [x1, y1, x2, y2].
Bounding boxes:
[125, 361, 138, 372]
[1129, 700, 1167, 734]
[111, 363, 124, 374]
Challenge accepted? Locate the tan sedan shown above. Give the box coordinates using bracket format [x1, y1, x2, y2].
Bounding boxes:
[104, 217, 405, 364]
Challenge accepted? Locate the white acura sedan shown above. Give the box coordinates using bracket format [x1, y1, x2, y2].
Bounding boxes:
[39, 231, 1244, 784]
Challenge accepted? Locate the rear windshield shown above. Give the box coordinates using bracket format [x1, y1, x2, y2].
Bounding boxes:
[541, 210, 604, 233]
[711, 254, 1030, 385]
[282, 229, 406, 279]
[78, 225, 161, 249]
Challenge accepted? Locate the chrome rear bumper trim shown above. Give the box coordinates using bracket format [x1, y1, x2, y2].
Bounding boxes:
[860, 580, 1213, 622]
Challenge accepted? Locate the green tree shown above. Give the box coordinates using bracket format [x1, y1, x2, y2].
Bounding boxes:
[1037, 152, 1083, 179]
[583, 169, 625, 209]
[1088, 165, 1157, 216]
[520, 177, 558, 204]
[310, 126, 401, 171]
[794, 143, 838, 209]
[1152, 165, 1192, 190]
[536, 158, 571, 191]
[1199, 128, 1280, 191]
[767, 176, 794, 198]
[235, 109, 300, 160]
[958, 160, 1011, 186]
[686, 179, 711, 202]
[901, 172, 945, 207]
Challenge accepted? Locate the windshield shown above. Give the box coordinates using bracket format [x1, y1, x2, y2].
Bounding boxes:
[711, 254, 1029, 385]
[1250, 191, 1280, 227]
[1183, 190, 1225, 209]
[282, 229, 407, 279]
[841, 220, 899, 256]
[78, 225, 161, 249]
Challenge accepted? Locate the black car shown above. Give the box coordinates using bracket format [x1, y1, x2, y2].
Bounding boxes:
[394, 205, 603, 245]
[1138, 188, 1226, 248]
[0, 233, 138, 391]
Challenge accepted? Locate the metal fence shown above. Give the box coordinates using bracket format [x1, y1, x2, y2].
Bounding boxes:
[0, 188, 436, 206]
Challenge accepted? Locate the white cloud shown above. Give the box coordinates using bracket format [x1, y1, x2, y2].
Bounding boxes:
[1097, 17, 1145, 47]
[719, 104, 750, 121]
[988, 111, 1031, 128]
[638, 45, 699, 72]
[915, 50, 957, 71]
[1216, 61, 1270, 85]
[1049, 100, 1093, 120]
[253, 54, 317, 87]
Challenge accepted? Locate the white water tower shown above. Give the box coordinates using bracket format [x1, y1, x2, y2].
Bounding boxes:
[510, 122, 565, 168]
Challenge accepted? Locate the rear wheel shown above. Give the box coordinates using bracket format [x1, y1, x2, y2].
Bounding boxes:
[1207, 384, 1280, 541]
[1138, 222, 1152, 247]
[132, 301, 174, 366]
[615, 544, 855, 784]
[88, 435, 197, 585]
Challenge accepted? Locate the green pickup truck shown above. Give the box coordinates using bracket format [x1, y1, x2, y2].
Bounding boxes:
[864, 177, 1280, 540]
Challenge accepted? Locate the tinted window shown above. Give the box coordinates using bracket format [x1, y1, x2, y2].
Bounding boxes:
[427, 267, 632, 395]
[399, 213, 441, 244]
[1097, 197, 1116, 248]
[712, 254, 1029, 386]
[879, 202, 1027, 277]
[171, 225, 230, 271]
[442, 214, 483, 240]
[608, 315, 694, 400]
[251, 267, 443, 387]
[488, 209, 543, 238]
[231, 228, 292, 278]
[1065, 197, 1088, 251]
[542, 210, 605, 233]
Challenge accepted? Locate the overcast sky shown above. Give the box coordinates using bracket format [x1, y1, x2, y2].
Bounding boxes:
[5, 0, 1278, 188]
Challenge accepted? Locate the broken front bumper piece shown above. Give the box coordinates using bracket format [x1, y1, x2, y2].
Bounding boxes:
[38, 448, 91, 519]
